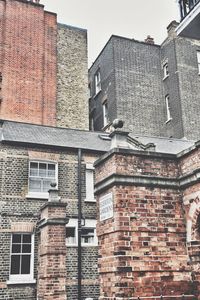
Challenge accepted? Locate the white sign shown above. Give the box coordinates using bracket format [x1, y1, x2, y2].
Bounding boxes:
[99, 192, 113, 221]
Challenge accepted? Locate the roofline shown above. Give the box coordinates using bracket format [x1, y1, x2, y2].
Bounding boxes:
[89, 34, 161, 71]
[58, 23, 87, 32]
[1, 140, 107, 155]
[1, 119, 108, 136]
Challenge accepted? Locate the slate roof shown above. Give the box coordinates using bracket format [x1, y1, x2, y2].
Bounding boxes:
[130, 133, 195, 155]
[1, 121, 111, 152]
[0, 121, 195, 155]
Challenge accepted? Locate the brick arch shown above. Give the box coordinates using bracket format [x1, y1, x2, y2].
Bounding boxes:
[186, 196, 200, 241]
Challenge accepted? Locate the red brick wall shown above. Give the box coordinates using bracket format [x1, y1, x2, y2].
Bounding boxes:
[38, 202, 67, 300]
[95, 150, 197, 299]
[0, 0, 57, 125]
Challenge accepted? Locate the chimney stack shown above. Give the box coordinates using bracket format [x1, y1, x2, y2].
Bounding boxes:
[167, 20, 179, 39]
[145, 35, 154, 44]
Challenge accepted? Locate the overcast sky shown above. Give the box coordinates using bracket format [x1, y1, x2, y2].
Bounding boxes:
[42, 0, 180, 67]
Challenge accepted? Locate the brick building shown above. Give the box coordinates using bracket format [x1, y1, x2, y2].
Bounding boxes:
[95, 130, 200, 299]
[0, 0, 88, 130]
[89, 21, 200, 140]
[1, 0, 200, 300]
[0, 120, 110, 300]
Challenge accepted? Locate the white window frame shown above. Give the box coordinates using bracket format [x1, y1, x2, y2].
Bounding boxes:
[94, 70, 101, 95]
[85, 163, 95, 202]
[66, 219, 97, 247]
[165, 95, 172, 123]
[26, 160, 58, 199]
[197, 51, 200, 74]
[103, 101, 108, 127]
[8, 233, 35, 285]
[163, 62, 169, 80]
[66, 219, 78, 247]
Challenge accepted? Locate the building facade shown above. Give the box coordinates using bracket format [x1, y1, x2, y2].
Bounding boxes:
[0, 120, 111, 300]
[95, 131, 200, 299]
[1, 0, 200, 300]
[89, 21, 200, 140]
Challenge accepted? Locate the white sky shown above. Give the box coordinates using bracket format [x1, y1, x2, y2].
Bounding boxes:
[42, 0, 180, 67]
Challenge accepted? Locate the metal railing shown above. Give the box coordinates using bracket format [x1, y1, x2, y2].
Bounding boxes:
[179, 0, 200, 20]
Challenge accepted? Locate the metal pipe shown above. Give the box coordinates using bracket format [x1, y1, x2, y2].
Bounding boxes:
[77, 148, 82, 300]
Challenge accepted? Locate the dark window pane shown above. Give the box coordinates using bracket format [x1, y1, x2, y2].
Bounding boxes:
[23, 234, 31, 244]
[12, 244, 21, 253]
[66, 227, 75, 238]
[21, 255, 31, 274]
[11, 255, 20, 274]
[22, 244, 31, 253]
[12, 234, 21, 243]
[39, 163, 47, 177]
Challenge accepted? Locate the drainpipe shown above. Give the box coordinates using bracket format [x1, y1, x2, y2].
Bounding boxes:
[78, 148, 82, 300]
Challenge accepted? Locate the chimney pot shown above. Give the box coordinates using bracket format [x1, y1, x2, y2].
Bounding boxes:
[145, 35, 154, 44]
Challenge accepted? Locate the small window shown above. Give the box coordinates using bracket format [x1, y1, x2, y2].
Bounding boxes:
[66, 219, 97, 247]
[85, 164, 95, 202]
[28, 161, 57, 198]
[9, 233, 34, 283]
[163, 63, 169, 79]
[165, 95, 172, 122]
[103, 101, 108, 127]
[94, 70, 101, 95]
[197, 51, 200, 74]
[81, 228, 95, 244]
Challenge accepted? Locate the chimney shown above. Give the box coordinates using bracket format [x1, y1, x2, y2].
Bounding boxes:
[145, 35, 154, 44]
[167, 20, 179, 38]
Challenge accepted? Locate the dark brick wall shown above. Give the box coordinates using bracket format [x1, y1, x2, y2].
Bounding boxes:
[89, 33, 200, 140]
[89, 38, 117, 130]
[161, 38, 184, 138]
[175, 37, 200, 140]
[113, 37, 166, 136]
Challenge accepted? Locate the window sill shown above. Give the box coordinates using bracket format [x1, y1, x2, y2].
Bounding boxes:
[165, 118, 172, 124]
[84, 198, 96, 203]
[26, 193, 48, 200]
[94, 89, 101, 98]
[7, 279, 36, 285]
[163, 74, 169, 81]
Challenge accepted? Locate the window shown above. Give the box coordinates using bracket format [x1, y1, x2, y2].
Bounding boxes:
[66, 219, 77, 246]
[28, 161, 57, 198]
[103, 101, 108, 127]
[66, 219, 97, 247]
[165, 95, 172, 122]
[197, 51, 200, 74]
[163, 63, 169, 79]
[85, 164, 95, 202]
[94, 70, 101, 95]
[9, 233, 34, 283]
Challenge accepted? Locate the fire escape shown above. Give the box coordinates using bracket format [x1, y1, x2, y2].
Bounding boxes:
[176, 0, 200, 38]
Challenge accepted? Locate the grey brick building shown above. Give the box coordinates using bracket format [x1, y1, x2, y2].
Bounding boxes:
[89, 21, 200, 140]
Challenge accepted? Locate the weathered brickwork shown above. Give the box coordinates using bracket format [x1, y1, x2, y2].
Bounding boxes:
[95, 135, 200, 300]
[57, 24, 89, 130]
[0, 0, 89, 130]
[0, 0, 57, 126]
[0, 143, 99, 300]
